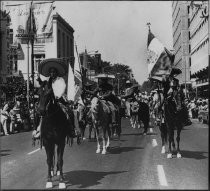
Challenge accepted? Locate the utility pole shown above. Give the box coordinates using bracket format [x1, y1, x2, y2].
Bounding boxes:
[27, 40, 30, 108]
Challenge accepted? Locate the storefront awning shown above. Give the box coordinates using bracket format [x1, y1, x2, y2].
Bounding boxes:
[194, 81, 209, 87]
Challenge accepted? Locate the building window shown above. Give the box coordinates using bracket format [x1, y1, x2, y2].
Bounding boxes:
[67, 36, 69, 57]
[70, 38, 73, 56]
[58, 29, 61, 58]
[15, 61, 17, 72]
[189, 57, 191, 67]
[62, 32, 65, 57]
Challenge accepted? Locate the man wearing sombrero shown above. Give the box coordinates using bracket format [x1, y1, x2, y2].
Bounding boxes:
[36, 59, 76, 138]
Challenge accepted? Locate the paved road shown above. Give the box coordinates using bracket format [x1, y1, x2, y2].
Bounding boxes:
[1, 118, 208, 189]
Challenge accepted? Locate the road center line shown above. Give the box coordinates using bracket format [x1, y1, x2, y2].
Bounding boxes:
[152, 139, 157, 147]
[27, 148, 40, 155]
[157, 165, 168, 186]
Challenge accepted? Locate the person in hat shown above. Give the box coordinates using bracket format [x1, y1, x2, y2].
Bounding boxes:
[84, 77, 121, 123]
[121, 80, 134, 117]
[37, 66, 77, 138]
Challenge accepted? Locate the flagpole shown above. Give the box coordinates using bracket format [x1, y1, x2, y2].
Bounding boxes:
[75, 42, 84, 89]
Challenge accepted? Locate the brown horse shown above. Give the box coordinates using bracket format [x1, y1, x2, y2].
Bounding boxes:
[37, 84, 75, 188]
[91, 97, 112, 154]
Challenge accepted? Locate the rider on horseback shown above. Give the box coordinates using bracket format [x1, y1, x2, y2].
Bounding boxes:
[84, 77, 121, 124]
[36, 67, 77, 138]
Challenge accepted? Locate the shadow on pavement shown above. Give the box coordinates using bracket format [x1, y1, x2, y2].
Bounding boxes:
[121, 133, 143, 136]
[107, 146, 143, 154]
[0, 149, 11, 157]
[64, 170, 127, 188]
[111, 139, 127, 142]
[181, 150, 208, 160]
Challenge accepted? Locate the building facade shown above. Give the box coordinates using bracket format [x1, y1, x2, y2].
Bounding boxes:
[189, 1, 209, 98]
[4, 2, 74, 86]
[172, 1, 191, 87]
[0, 10, 11, 84]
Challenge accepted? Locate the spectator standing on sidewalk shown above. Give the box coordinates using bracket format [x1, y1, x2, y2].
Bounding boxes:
[9, 105, 17, 134]
[0, 102, 10, 135]
[190, 100, 196, 119]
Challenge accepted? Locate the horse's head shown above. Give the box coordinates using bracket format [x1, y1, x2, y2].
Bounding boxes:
[38, 84, 54, 116]
[90, 97, 100, 121]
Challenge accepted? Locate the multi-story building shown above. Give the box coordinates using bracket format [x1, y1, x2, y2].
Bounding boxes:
[0, 10, 11, 84]
[79, 50, 101, 83]
[4, 2, 74, 86]
[189, 1, 209, 98]
[172, 1, 191, 88]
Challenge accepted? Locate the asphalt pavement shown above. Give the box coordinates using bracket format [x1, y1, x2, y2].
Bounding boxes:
[0, 117, 208, 189]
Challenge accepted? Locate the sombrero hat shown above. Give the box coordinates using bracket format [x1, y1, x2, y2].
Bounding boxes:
[38, 58, 68, 77]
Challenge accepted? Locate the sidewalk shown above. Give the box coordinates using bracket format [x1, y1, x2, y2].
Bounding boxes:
[190, 118, 208, 128]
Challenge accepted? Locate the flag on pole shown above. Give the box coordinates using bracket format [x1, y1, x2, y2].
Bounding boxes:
[67, 61, 75, 101]
[147, 28, 174, 78]
[26, 1, 37, 35]
[74, 44, 83, 103]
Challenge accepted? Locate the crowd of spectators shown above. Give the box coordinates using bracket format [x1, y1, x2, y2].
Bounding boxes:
[186, 98, 209, 119]
[0, 76, 39, 136]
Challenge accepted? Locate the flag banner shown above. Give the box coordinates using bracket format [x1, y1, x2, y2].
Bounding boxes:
[67, 62, 75, 101]
[147, 30, 174, 77]
[5, 1, 54, 43]
[74, 45, 83, 103]
[5, 3, 31, 43]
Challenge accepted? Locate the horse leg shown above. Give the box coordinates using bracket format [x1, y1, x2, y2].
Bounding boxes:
[159, 123, 166, 154]
[102, 128, 107, 155]
[116, 114, 121, 147]
[95, 128, 100, 153]
[45, 143, 55, 188]
[88, 124, 92, 140]
[167, 125, 173, 159]
[176, 123, 182, 158]
[143, 119, 148, 135]
[106, 123, 111, 149]
[137, 115, 140, 129]
[57, 141, 66, 189]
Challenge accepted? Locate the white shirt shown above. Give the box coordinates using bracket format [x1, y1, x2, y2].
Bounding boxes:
[52, 77, 66, 98]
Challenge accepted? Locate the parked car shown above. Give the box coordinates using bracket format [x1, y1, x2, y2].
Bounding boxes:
[198, 110, 209, 124]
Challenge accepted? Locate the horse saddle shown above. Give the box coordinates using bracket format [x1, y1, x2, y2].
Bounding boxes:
[106, 101, 118, 113]
[100, 100, 112, 114]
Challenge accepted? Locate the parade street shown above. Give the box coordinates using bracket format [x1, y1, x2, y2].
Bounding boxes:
[1, 118, 208, 190]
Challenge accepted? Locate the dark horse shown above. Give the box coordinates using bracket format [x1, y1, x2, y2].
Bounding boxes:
[162, 80, 185, 159]
[37, 84, 74, 188]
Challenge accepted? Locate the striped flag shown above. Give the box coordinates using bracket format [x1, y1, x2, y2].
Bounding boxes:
[147, 29, 174, 78]
[74, 44, 83, 103]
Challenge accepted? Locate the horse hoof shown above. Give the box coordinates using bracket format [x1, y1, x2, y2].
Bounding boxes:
[177, 153, 182, 158]
[96, 149, 100, 154]
[51, 170, 54, 177]
[57, 171, 60, 176]
[167, 153, 172, 159]
[59, 182, 66, 189]
[161, 146, 166, 154]
[46, 182, 53, 188]
[102, 150, 106, 154]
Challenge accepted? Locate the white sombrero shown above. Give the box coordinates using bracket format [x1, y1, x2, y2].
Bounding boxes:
[38, 58, 68, 77]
